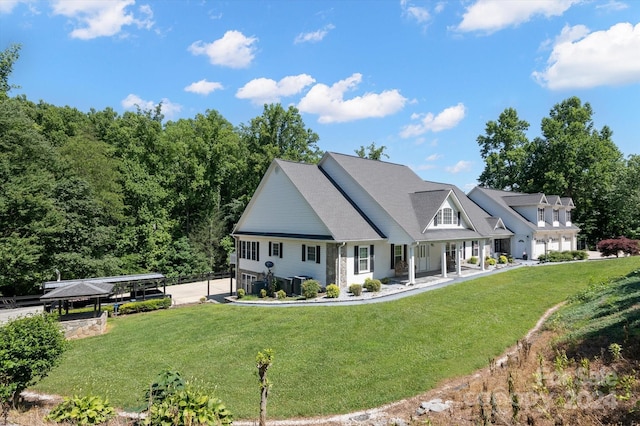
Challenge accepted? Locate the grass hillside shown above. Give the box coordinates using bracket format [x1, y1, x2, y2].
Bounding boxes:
[399, 263, 640, 425]
[34, 257, 640, 421]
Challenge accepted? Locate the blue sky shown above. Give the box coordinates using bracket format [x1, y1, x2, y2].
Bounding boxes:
[2, 0, 639, 191]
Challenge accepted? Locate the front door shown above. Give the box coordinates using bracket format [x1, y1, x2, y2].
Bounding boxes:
[417, 244, 428, 272]
[445, 243, 456, 271]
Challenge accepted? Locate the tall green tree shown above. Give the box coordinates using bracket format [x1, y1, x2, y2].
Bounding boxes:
[0, 44, 21, 97]
[355, 142, 388, 160]
[476, 107, 529, 190]
[525, 97, 623, 245]
[0, 97, 64, 294]
[239, 104, 322, 199]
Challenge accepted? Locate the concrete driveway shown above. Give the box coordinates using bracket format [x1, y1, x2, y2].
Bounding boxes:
[165, 277, 235, 305]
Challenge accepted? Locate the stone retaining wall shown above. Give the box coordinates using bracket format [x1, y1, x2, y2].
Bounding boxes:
[59, 311, 108, 340]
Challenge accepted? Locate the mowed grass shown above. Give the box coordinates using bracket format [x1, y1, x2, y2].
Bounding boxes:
[35, 257, 640, 419]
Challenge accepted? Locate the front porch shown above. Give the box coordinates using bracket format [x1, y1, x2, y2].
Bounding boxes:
[393, 264, 490, 286]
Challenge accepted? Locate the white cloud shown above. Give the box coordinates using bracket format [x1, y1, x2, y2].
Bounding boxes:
[533, 22, 640, 90]
[596, 1, 629, 12]
[445, 160, 472, 173]
[426, 153, 443, 161]
[456, 0, 579, 34]
[51, 0, 154, 40]
[401, 0, 431, 24]
[0, 0, 24, 14]
[236, 74, 315, 105]
[400, 103, 466, 138]
[188, 30, 257, 68]
[294, 24, 335, 44]
[121, 94, 182, 119]
[297, 73, 407, 123]
[184, 79, 224, 95]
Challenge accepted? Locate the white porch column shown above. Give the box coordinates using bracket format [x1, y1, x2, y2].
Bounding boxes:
[480, 241, 486, 271]
[408, 245, 416, 285]
[456, 244, 462, 275]
[441, 243, 447, 278]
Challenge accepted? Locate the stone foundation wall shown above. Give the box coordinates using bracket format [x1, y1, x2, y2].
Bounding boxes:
[59, 311, 108, 340]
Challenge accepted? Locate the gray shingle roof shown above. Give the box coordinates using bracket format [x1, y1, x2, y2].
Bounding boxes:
[321, 153, 510, 241]
[504, 193, 548, 206]
[275, 159, 384, 241]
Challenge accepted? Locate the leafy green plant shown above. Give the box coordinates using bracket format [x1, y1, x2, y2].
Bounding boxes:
[498, 255, 508, 264]
[276, 289, 286, 300]
[145, 369, 185, 406]
[349, 283, 362, 296]
[237, 288, 245, 298]
[363, 278, 381, 292]
[301, 279, 320, 299]
[468, 256, 478, 265]
[0, 313, 66, 419]
[609, 343, 623, 362]
[380, 277, 390, 284]
[45, 395, 115, 425]
[259, 288, 267, 298]
[145, 386, 232, 426]
[486, 257, 497, 266]
[325, 284, 340, 298]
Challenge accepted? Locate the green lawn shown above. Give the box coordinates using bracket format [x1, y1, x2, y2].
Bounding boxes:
[35, 257, 640, 420]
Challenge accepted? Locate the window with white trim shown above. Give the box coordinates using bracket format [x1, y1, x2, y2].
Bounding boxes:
[553, 209, 559, 223]
[566, 210, 571, 223]
[472, 240, 479, 257]
[241, 273, 256, 292]
[307, 245, 316, 262]
[537, 208, 545, 223]
[359, 246, 369, 272]
[302, 244, 320, 264]
[436, 207, 458, 225]
[269, 241, 283, 258]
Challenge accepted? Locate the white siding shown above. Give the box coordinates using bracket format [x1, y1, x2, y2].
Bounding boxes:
[239, 165, 330, 236]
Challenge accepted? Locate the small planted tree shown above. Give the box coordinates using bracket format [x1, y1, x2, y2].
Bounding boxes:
[0, 314, 66, 421]
[597, 237, 640, 257]
[256, 349, 274, 426]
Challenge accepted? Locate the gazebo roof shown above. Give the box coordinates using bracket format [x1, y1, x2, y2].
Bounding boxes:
[43, 273, 164, 290]
[40, 282, 115, 301]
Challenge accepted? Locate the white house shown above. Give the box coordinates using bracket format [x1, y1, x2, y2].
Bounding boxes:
[467, 187, 580, 260]
[232, 152, 513, 294]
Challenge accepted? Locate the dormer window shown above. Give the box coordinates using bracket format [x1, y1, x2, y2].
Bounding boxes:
[436, 207, 458, 226]
[553, 209, 559, 224]
[566, 210, 571, 223]
[537, 208, 545, 223]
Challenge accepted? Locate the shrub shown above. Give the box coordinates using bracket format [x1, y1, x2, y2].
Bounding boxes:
[145, 370, 185, 406]
[45, 395, 115, 425]
[539, 250, 588, 263]
[486, 257, 496, 266]
[363, 278, 381, 292]
[0, 314, 66, 414]
[325, 284, 340, 298]
[145, 385, 232, 426]
[237, 288, 245, 299]
[276, 289, 286, 300]
[498, 255, 508, 264]
[380, 277, 390, 284]
[349, 284, 363, 296]
[597, 237, 640, 257]
[259, 288, 267, 298]
[468, 256, 478, 265]
[118, 297, 171, 315]
[301, 279, 320, 299]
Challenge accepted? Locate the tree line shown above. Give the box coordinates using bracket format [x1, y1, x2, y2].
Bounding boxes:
[1, 44, 638, 295]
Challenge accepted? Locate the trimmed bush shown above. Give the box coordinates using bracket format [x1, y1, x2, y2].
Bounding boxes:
[0, 314, 67, 413]
[597, 237, 640, 257]
[259, 288, 267, 298]
[118, 298, 171, 315]
[486, 257, 497, 266]
[276, 289, 286, 300]
[498, 255, 508, 264]
[301, 279, 321, 299]
[237, 288, 245, 299]
[380, 277, 390, 284]
[468, 256, 478, 265]
[325, 284, 340, 298]
[363, 278, 381, 292]
[349, 284, 363, 296]
[538, 250, 589, 263]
